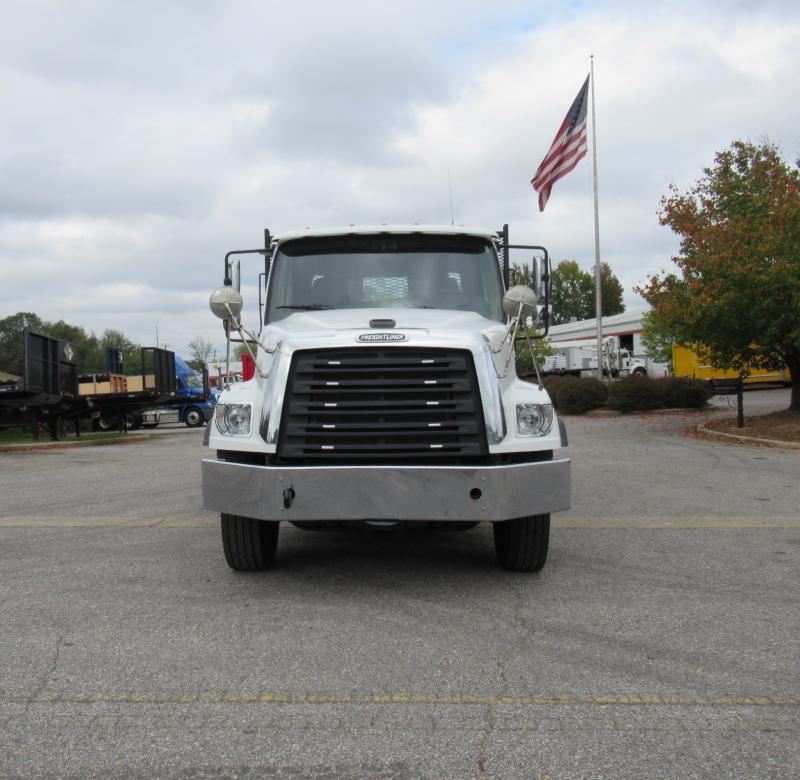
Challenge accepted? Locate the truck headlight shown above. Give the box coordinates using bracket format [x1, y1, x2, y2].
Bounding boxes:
[515, 403, 553, 436]
[215, 403, 252, 436]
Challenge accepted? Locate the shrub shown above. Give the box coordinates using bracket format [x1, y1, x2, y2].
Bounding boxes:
[542, 374, 571, 399]
[545, 376, 609, 414]
[607, 376, 666, 413]
[659, 377, 712, 409]
[575, 377, 609, 407]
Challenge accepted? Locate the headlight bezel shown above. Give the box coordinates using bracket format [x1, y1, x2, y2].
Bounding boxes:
[515, 402, 554, 437]
[215, 402, 252, 436]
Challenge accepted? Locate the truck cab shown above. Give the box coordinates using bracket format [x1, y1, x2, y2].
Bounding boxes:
[202, 225, 571, 572]
[139, 355, 216, 428]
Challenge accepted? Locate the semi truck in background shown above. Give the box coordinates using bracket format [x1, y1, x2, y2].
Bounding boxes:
[201, 224, 571, 573]
[138, 355, 217, 428]
[87, 354, 216, 430]
[543, 336, 648, 378]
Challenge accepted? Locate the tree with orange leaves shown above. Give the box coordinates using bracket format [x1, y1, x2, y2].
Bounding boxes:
[638, 141, 800, 411]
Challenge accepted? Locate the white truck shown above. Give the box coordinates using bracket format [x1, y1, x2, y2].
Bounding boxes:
[543, 336, 648, 378]
[202, 225, 571, 572]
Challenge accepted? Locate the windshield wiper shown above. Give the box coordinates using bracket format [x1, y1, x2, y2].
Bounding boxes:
[276, 304, 335, 310]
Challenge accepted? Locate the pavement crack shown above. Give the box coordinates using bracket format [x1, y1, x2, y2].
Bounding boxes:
[36, 633, 64, 698]
[5, 634, 64, 728]
[474, 699, 495, 780]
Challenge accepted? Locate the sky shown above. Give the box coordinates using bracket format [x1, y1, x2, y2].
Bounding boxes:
[1, 0, 799, 362]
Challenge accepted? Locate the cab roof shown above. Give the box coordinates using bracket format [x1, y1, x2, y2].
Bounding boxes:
[273, 224, 500, 244]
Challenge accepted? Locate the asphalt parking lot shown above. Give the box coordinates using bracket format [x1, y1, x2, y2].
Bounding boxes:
[1, 389, 798, 778]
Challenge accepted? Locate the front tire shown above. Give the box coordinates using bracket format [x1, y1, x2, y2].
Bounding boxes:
[185, 406, 204, 427]
[221, 514, 279, 571]
[493, 514, 550, 572]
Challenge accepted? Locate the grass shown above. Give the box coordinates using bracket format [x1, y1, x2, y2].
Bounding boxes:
[0, 428, 127, 446]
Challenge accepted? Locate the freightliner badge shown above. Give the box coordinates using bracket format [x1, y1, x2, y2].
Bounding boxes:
[356, 333, 407, 343]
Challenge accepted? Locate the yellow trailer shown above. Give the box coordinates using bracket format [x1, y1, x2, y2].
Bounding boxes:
[672, 345, 790, 385]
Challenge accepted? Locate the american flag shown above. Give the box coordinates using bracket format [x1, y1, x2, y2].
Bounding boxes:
[531, 75, 590, 211]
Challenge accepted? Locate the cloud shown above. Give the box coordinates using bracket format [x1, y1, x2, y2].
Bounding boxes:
[1, 0, 799, 357]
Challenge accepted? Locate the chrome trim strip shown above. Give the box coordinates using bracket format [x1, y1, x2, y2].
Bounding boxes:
[259, 350, 290, 445]
[474, 348, 506, 445]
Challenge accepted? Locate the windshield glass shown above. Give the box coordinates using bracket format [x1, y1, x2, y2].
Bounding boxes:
[266, 233, 504, 323]
[183, 373, 203, 389]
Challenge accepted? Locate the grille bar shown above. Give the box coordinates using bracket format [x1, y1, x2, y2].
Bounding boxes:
[277, 347, 488, 462]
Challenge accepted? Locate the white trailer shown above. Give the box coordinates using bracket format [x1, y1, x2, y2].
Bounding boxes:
[543, 337, 648, 378]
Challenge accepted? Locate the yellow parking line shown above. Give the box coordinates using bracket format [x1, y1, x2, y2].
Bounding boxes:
[0, 515, 799, 528]
[2, 691, 797, 706]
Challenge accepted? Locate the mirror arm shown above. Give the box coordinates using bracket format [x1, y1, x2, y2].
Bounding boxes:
[222, 303, 274, 383]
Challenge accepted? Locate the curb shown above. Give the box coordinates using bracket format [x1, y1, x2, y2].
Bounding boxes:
[695, 424, 800, 450]
[0, 435, 154, 454]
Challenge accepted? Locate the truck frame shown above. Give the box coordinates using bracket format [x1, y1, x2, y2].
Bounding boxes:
[202, 225, 571, 572]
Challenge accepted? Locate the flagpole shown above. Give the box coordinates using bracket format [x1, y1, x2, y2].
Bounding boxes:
[590, 55, 604, 380]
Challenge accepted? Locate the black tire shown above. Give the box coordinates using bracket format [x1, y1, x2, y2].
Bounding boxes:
[185, 406, 204, 428]
[221, 513, 279, 571]
[633, 368, 647, 378]
[95, 415, 115, 432]
[493, 514, 550, 572]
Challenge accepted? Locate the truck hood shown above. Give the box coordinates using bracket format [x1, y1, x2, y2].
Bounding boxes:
[263, 308, 508, 353]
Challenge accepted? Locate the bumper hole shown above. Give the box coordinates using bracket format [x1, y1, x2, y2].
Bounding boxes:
[469, 488, 482, 501]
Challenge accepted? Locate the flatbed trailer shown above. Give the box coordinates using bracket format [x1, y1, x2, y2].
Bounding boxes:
[0, 331, 182, 440]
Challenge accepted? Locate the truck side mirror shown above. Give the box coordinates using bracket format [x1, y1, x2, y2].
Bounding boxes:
[531, 258, 543, 298]
[210, 286, 244, 322]
[231, 260, 241, 292]
[502, 285, 538, 319]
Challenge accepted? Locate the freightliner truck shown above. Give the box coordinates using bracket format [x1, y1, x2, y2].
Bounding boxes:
[202, 225, 571, 572]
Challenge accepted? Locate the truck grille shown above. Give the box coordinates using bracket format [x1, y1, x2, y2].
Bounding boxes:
[277, 347, 488, 462]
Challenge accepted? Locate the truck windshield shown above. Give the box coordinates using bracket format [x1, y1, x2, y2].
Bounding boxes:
[266, 233, 504, 323]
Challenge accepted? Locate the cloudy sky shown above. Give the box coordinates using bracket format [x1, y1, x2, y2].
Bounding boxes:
[2, 0, 798, 361]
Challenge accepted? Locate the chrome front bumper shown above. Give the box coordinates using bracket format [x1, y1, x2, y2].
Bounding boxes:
[202, 458, 571, 522]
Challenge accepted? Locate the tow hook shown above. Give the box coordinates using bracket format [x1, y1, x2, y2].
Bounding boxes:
[283, 487, 295, 509]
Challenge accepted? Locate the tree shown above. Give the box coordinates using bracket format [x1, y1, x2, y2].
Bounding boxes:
[639, 306, 678, 367]
[637, 140, 800, 410]
[188, 335, 216, 369]
[507, 263, 554, 374]
[593, 262, 625, 318]
[0, 312, 44, 376]
[99, 329, 142, 375]
[509, 262, 536, 289]
[234, 342, 257, 359]
[550, 260, 594, 324]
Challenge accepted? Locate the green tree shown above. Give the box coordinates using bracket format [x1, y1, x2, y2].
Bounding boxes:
[592, 262, 625, 318]
[550, 260, 594, 324]
[188, 335, 215, 369]
[637, 140, 800, 410]
[639, 307, 678, 366]
[234, 342, 257, 359]
[99, 329, 142, 375]
[509, 262, 536, 288]
[514, 329, 556, 375]
[0, 312, 44, 376]
[0, 312, 145, 376]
